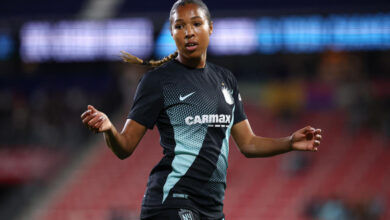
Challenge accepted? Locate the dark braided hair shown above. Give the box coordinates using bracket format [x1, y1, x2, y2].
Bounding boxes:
[120, 50, 179, 68]
[121, 0, 211, 67]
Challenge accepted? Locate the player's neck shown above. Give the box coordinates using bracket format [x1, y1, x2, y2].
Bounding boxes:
[176, 54, 206, 69]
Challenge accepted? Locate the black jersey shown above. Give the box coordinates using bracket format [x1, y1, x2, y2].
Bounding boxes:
[128, 59, 247, 219]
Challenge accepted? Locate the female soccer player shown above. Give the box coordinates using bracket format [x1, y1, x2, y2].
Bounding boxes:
[81, 0, 322, 219]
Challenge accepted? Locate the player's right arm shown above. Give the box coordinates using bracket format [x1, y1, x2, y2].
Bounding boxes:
[81, 105, 147, 159]
[82, 70, 161, 159]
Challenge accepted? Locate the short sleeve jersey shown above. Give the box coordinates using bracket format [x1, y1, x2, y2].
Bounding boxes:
[128, 59, 247, 219]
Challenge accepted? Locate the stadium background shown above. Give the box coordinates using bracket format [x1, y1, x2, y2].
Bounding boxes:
[0, 0, 389, 219]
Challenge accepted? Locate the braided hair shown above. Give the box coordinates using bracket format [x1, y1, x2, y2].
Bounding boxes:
[121, 50, 178, 68]
[121, 0, 211, 68]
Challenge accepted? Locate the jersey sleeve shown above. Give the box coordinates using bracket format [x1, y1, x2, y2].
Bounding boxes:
[231, 73, 247, 125]
[128, 71, 163, 129]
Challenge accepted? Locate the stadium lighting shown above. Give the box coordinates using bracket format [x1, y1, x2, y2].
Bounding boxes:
[20, 18, 154, 62]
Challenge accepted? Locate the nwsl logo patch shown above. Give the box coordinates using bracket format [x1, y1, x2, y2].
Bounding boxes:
[178, 209, 195, 220]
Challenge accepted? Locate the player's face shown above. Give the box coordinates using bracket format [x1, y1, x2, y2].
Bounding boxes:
[170, 4, 213, 66]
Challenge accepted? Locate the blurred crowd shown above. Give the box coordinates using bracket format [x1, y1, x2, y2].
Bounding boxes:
[305, 195, 386, 220]
[316, 51, 390, 137]
[214, 50, 390, 138]
[0, 62, 124, 150]
[1, 50, 389, 153]
[0, 49, 389, 220]
[0, 61, 126, 219]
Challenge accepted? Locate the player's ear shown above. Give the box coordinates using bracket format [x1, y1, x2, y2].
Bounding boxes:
[209, 21, 213, 35]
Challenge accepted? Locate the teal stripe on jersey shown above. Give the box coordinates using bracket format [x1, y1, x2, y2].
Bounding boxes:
[221, 105, 235, 171]
[162, 115, 208, 203]
[208, 106, 235, 187]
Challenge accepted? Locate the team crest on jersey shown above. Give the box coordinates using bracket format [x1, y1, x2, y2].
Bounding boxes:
[178, 209, 195, 220]
[221, 87, 234, 105]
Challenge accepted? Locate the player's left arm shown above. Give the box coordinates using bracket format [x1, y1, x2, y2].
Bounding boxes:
[231, 119, 322, 158]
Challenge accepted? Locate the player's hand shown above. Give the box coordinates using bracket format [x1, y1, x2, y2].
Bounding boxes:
[290, 126, 322, 152]
[81, 105, 112, 133]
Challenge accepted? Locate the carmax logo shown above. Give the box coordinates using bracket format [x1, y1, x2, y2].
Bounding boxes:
[185, 114, 231, 127]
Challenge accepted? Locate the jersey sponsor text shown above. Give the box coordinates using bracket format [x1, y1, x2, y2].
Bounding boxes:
[185, 114, 231, 126]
